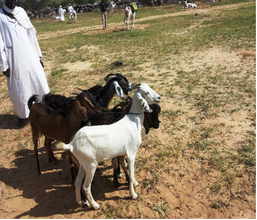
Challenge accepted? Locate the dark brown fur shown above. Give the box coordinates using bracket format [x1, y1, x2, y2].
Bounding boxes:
[28, 93, 99, 175]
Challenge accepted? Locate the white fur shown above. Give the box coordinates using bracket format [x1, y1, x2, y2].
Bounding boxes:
[68, 5, 77, 21]
[57, 83, 160, 210]
[184, 1, 197, 8]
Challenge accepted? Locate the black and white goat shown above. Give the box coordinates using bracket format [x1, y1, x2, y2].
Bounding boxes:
[78, 73, 132, 109]
[124, 4, 137, 30]
[41, 73, 131, 176]
[57, 83, 161, 209]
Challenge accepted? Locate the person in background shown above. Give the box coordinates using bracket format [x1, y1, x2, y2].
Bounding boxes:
[99, 0, 109, 30]
[58, 5, 65, 21]
[68, 3, 77, 21]
[0, 0, 50, 127]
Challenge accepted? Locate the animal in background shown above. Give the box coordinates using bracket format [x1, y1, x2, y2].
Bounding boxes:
[184, 0, 197, 8]
[124, 2, 138, 30]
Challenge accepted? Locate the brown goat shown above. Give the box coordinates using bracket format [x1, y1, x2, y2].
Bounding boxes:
[28, 93, 99, 175]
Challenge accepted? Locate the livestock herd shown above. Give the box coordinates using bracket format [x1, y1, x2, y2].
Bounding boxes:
[28, 73, 161, 209]
[26, 0, 199, 210]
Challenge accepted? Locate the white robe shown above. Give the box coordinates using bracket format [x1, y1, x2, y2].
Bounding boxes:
[0, 7, 50, 119]
[58, 7, 65, 21]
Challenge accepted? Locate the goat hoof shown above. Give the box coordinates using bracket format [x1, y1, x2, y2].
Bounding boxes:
[81, 200, 89, 208]
[91, 202, 100, 210]
[48, 157, 59, 165]
[78, 201, 84, 207]
[118, 173, 123, 179]
[131, 193, 138, 199]
[113, 178, 121, 188]
[114, 181, 121, 188]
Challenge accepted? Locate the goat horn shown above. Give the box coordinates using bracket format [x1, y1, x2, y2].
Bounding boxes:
[131, 84, 141, 90]
[104, 74, 116, 83]
[76, 87, 84, 92]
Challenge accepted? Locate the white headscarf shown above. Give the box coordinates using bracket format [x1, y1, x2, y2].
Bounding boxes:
[3, 4, 35, 32]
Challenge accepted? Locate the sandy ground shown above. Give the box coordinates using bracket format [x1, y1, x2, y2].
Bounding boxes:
[0, 2, 256, 219]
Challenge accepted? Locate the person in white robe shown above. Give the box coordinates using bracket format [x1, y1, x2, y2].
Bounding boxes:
[0, 0, 50, 127]
[58, 5, 65, 21]
[67, 3, 77, 21]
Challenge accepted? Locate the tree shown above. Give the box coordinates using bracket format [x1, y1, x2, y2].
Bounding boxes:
[19, 0, 50, 10]
[74, 0, 88, 5]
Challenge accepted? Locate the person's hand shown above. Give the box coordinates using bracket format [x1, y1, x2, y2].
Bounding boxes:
[40, 59, 44, 68]
[3, 68, 10, 77]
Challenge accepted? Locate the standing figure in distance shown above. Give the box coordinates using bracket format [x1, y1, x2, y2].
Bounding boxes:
[0, 0, 50, 127]
[99, 0, 109, 30]
[67, 3, 77, 21]
[58, 5, 65, 21]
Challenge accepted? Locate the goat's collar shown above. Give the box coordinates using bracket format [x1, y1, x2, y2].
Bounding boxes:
[98, 111, 143, 115]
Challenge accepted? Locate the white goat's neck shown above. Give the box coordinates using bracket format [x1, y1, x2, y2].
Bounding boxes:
[130, 90, 144, 113]
[127, 90, 144, 132]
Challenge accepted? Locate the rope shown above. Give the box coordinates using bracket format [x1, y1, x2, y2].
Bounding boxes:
[95, 111, 143, 115]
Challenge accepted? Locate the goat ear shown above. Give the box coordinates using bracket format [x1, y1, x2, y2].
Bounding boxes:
[113, 81, 124, 99]
[139, 98, 152, 113]
[79, 107, 88, 121]
[79, 95, 100, 113]
[143, 113, 150, 135]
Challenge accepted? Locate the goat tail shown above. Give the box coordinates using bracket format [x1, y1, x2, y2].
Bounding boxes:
[55, 142, 72, 151]
[28, 94, 40, 110]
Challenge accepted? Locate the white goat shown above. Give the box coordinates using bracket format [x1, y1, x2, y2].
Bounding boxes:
[184, 0, 197, 8]
[124, 4, 136, 30]
[57, 83, 161, 210]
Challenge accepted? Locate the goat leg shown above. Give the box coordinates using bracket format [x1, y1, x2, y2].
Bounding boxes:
[117, 157, 124, 179]
[75, 165, 85, 206]
[68, 152, 87, 202]
[127, 156, 138, 199]
[82, 163, 99, 210]
[33, 132, 41, 175]
[119, 156, 129, 182]
[69, 152, 79, 185]
[44, 137, 59, 164]
[112, 157, 121, 188]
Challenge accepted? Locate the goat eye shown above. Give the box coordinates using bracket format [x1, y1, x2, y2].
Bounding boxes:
[145, 92, 149, 95]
